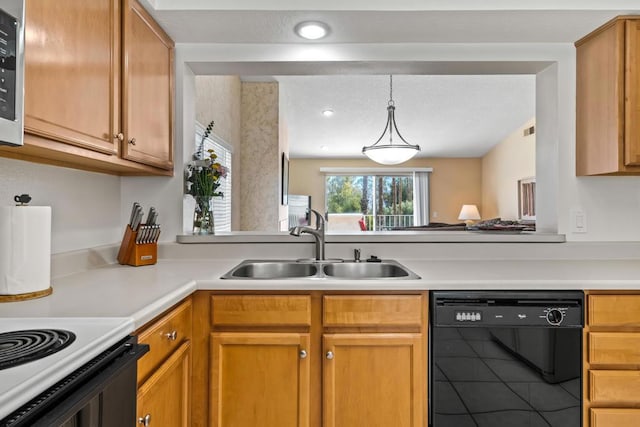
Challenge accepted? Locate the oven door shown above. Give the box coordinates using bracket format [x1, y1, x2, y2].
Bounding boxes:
[1, 336, 148, 427]
[430, 325, 582, 427]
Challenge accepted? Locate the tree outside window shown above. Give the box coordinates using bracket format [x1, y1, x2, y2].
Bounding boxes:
[326, 174, 414, 231]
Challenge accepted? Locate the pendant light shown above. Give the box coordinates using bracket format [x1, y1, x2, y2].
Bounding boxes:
[362, 75, 420, 165]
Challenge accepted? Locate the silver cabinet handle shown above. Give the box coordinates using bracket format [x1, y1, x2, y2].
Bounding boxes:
[129, 138, 136, 145]
[326, 351, 334, 360]
[114, 133, 124, 141]
[138, 414, 151, 426]
[299, 349, 307, 359]
[165, 331, 177, 341]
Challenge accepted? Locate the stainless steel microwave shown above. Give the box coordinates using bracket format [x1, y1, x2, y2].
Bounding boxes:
[0, 0, 23, 147]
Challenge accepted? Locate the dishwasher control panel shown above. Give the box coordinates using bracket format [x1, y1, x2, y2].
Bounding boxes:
[432, 290, 585, 328]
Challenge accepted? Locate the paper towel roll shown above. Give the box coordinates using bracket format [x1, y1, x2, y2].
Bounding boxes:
[0, 206, 51, 295]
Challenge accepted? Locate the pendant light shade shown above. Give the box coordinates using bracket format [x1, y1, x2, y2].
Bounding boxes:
[362, 75, 420, 165]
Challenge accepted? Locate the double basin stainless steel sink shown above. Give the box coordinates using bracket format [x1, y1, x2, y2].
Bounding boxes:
[221, 259, 420, 280]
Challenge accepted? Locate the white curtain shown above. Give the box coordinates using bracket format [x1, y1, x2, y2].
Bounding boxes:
[413, 171, 430, 226]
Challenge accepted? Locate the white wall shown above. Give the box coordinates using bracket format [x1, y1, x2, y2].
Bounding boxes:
[0, 157, 121, 253]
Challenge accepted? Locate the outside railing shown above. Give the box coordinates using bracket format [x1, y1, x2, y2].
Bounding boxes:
[327, 213, 414, 231]
[365, 214, 413, 230]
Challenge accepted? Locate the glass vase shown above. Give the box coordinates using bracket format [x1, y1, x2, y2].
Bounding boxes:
[193, 196, 215, 235]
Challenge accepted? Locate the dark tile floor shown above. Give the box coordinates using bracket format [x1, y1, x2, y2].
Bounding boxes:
[432, 328, 580, 427]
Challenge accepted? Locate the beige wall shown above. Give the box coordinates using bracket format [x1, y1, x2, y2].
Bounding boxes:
[289, 157, 482, 225]
[481, 118, 536, 220]
[194, 76, 242, 230]
[240, 82, 280, 231]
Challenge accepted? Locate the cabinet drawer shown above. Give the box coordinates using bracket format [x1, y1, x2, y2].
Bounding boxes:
[590, 370, 640, 404]
[589, 332, 640, 365]
[591, 408, 640, 427]
[589, 295, 640, 326]
[211, 295, 311, 327]
[137, 298, 192, 384]
[323, 295, 423, 327]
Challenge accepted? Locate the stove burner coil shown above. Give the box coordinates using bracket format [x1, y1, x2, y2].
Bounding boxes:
[0, 329, 76, 370]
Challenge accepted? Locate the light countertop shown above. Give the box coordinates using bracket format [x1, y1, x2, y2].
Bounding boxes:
[2, 255, 640, 418]
[3, 258, 640, 329]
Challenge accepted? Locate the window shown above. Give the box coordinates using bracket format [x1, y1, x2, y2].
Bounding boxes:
[195, 122, 232, 232]
[322, 168, 431, 231]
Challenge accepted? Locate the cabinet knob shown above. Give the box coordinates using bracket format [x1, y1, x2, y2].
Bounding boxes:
[129, 138, 137, 145]
[165, 330, 177, 341]
[114, 133, 124, 141]
[299, 349, 307, 359]
[138, 414, 151, 426]
[326, 351, 334, 360]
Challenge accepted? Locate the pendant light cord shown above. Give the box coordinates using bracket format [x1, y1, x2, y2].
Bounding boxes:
[388, 75, 394, 106]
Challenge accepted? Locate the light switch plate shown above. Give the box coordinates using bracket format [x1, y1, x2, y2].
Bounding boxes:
[570, 208, 587, 233]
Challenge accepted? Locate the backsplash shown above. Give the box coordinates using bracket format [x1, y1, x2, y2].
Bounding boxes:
[0, 157, 121, 253]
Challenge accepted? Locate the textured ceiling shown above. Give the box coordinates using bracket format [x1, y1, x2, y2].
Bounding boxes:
[278, 75, 535, 159]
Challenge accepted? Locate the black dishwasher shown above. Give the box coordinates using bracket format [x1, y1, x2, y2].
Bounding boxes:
[429, 291, 584, 427]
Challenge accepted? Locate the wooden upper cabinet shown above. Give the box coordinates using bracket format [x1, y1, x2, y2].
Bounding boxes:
[576, 16, 640, 175]
[4, 0, 174, 175]
[122, 0, 174, 170]
[626, 19, 640, 167]
[24, 0, 120, 155]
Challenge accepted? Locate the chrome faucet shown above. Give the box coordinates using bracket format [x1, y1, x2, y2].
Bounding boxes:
[289, 209, 326, 260]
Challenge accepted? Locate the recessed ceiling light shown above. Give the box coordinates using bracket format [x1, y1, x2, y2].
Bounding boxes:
[294, 21, 330, 40]
[320, 145, 329, 151]
[322, 109, 334, 117]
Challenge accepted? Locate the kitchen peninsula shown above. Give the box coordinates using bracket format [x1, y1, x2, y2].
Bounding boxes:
[3, 240, 640, 426]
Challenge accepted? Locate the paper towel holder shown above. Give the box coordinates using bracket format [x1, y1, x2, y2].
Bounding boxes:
[14, 193, 32, 205]
[0, 287, 52, 302]
[0, 196, 53, 303]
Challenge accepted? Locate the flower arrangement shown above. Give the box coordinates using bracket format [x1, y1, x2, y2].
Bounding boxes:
[185, 121, 229, 200]
[185, 120, 228, 234]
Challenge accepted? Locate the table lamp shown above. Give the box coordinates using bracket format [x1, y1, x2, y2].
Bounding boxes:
[458, 204, 481, 226]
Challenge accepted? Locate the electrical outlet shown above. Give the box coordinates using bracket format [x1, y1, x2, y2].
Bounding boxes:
[570, 209, 587, 233]
[432, 211, 438, 218]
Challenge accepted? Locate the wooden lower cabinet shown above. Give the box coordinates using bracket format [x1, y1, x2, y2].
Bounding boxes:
[585, 292, 640, 427]
[194, 291, 428, 427]
[323, 333, 424, 427]
[137, 341, 191, 426]
[591, 408, 640, 427]
[136, 298, 192, 426]
[210, 332, 310, 427]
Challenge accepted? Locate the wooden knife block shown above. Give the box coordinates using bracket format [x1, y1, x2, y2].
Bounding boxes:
[117, 226, 157, 266]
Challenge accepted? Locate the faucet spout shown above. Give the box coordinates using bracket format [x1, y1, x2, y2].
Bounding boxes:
[288, 209, 326, 260]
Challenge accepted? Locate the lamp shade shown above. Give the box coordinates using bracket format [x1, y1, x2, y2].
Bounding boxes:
[362, 144, 419, 165]
[458, 204, 481, 221]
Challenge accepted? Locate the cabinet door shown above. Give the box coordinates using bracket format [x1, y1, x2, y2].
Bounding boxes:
[122, 0, 174, 170]
[210, 332, 310, 427]
[625, 20, 640, 166]
[591, 408, 640, 427]
[137, 341, 191, 427]
[24, 0, 120, 154]
[323, 333, 424, 427]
